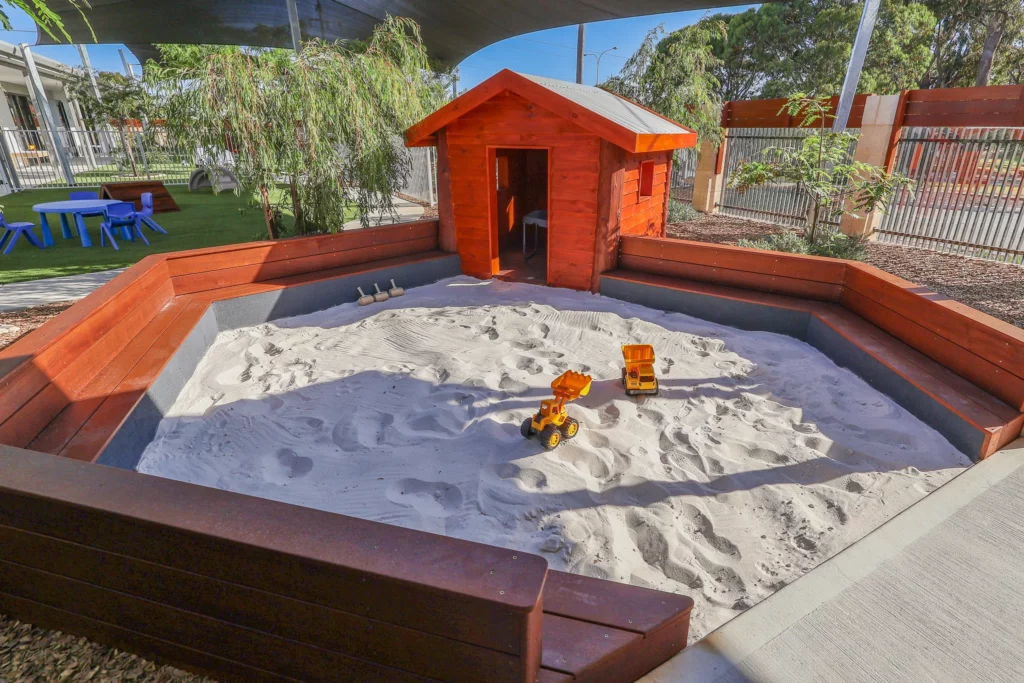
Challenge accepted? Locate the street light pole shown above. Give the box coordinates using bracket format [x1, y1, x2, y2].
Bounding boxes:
[576, 24, 585, 84]
[585, 47, 617, 85]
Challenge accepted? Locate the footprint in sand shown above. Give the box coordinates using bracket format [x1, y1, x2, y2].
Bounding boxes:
[331, 410, 393, 452]
[494, 462, 548, 490]
[515, 356, 544, 375]
[386, 479, 463, 517]
[557, 448, 611, 479]
[499, 373, 529, 393]
[275, 448, 313, 479]
[678, 502, 741, 557]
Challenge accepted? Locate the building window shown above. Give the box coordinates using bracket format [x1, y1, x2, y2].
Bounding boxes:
[639, 160, 655, 198]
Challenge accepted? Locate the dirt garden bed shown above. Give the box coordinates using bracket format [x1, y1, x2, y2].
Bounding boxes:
[0, 613, 209, 683]
[667, 214, 1024, 329]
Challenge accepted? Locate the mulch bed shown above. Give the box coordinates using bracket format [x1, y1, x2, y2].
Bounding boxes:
[0, 613, 212, 683]
[667, 215, 1024, 329]
[0, 301, 76, 352]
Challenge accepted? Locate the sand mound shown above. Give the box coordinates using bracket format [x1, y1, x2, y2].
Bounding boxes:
[137, 277, 970, 640]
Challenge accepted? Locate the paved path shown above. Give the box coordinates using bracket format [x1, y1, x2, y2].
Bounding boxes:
[342, 196, 425, 230]
[640, 439, 1024, 683]
[0, 269, 124, 312]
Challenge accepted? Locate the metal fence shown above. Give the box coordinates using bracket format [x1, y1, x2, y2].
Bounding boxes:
[717, 127, 859, 230]
[0, 126, 195, 192]
[877, 127, 1024, 263]
[670, 147, 698, 204]
[399, 145, 437, 206]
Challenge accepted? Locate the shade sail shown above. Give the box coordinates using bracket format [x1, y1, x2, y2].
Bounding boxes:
[39, 0, 770, 66]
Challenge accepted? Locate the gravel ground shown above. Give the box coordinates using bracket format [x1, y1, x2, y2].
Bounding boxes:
[667, 215, 1024, 329]
[0, 614, 211, 683]
[0, 301, 75, 352]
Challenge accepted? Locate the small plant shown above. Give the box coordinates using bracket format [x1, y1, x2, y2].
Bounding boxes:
[738, 231, 808, 255]
[728, 93, 913, 256]
[738, 229, 867, 261]
[667, 199, 702, 223]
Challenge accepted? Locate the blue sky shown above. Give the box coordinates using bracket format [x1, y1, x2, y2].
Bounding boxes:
[458, 6, 758, 90]
[0, 4, 757, 84]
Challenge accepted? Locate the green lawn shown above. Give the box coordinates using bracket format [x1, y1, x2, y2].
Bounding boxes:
[0, 186, 333, 284]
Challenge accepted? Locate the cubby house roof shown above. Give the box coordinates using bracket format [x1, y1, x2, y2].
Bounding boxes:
[405, 69, 697, 153]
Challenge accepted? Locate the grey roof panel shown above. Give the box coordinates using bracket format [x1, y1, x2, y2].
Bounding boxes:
[519, 73, 691, 136]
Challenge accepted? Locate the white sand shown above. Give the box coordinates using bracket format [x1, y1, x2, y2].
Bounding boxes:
[137, 277, 970, 640]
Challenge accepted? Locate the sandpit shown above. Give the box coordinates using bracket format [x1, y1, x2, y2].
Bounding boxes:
[136, 276, 970, 640]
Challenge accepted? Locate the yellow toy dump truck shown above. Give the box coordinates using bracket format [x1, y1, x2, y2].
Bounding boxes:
[621, 344, 659, 396]
[521, 370, 592, 450]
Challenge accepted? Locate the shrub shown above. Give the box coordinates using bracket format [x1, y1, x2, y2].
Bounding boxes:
[667, 199, 702, 223]
[737, 229, 867, 261]
[737, 230, 808, 254]
[808, 231, 867, 260]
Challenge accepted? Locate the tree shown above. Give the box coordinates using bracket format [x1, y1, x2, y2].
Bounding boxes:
[147, 16, 448, 240]
[974, 1, 1024, 85]
[602, 19, 726, 149]
[0, 0, 91, 43]
[728, 94, 913, 253]
[67, 70, 157, 177]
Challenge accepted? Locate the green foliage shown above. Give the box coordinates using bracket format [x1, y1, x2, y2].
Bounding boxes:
[699, 1, 937, 98]
[0, 0, 92, 43]
[146, 16, 448, 239]
[737, 231, 809, 255]
[920, 0, 1024, 87]
[602, 18, 726, 149]
[667, 199, 701, 223]
[67, 71, 158, 126]
[738, 230, 867, 260]
[729, 93, 913, 249]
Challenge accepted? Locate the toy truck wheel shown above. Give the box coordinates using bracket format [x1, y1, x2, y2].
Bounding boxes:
[520, 418, 535, 438]
[562, 418, 579, 439]
[540, 425, 561, 450]
[621, 367, 627, 388]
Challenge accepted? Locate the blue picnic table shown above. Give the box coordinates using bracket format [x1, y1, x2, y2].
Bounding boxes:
[32, 199, 122, 248]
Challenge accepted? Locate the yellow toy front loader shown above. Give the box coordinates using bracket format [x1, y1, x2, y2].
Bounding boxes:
[521, 370, 592, 450]
[621, 344, 659, 396]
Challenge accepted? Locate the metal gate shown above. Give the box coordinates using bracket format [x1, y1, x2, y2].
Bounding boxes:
[718, 128, 858, 230]
[877, 127, 1024, 263]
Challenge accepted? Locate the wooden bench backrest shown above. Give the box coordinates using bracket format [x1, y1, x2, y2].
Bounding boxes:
[0, 444, 546, 683]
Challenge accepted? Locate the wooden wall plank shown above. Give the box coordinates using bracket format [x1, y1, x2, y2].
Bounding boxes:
[0, 525, 525, 683]
[0, 447, 547, 656]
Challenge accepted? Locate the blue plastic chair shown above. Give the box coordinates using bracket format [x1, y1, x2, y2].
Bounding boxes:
[100, 202, 149, 250]
[0, 214, 42, 255]
[69, 190, 106, 217]
[138, 192, 167, 234]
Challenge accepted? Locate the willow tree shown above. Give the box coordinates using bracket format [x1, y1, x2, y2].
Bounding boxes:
[147, 16, 448, 239]
[603, 19, 727, 149]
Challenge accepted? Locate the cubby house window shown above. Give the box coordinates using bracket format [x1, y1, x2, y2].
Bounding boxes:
[639, 160, 654, 198]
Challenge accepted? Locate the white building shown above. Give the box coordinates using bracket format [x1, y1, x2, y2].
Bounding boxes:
[0, 41, 100, 191]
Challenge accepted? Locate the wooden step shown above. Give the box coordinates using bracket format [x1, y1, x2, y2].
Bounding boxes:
[540, 571, 693, 682]
[601, 270, 1023, 459]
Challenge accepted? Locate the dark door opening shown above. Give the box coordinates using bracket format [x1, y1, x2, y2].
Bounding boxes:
[494, 148, 548, 284]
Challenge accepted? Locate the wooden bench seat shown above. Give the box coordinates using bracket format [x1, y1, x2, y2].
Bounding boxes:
[6, 250, 455, 464]
[601, 270, 1023, 459]
[1, 445, 693, 683]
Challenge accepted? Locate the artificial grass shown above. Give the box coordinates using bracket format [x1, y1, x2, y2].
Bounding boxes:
[0, 186, 354, 284]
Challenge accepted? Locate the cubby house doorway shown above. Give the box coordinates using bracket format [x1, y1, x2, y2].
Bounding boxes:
[493, 147, 549, 284]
